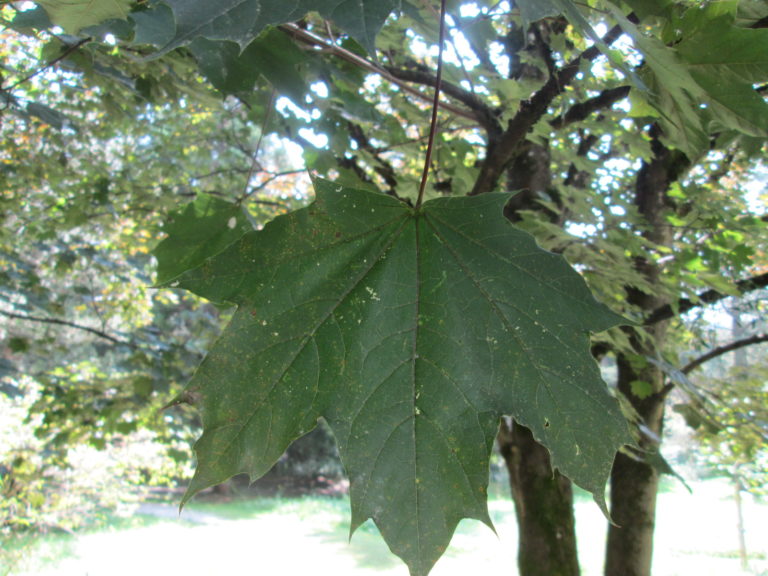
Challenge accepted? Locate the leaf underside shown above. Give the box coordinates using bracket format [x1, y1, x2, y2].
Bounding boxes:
[162, 179, 632, 575]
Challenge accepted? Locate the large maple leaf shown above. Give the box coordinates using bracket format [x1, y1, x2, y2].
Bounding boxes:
[159, 179, 632, 575]
[160, 0, 399, 55]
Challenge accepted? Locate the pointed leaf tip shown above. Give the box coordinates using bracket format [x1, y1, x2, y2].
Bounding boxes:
[153, 193, 253, 288]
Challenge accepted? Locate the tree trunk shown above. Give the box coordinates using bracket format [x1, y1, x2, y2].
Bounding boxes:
[605, 355, 666, 576]
[604, 128, 688, 576]
[499, 420, 581, 576]
[733, 473, 749, 571]
[497, 24, 579, 568]
[498, 139, 579, 575]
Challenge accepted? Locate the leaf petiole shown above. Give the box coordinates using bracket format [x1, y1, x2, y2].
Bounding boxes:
[415, 0, 448, 209]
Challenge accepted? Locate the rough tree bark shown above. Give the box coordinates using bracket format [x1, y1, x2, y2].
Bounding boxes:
[499, 419, 580, 576]
[606, 355, 667, 576]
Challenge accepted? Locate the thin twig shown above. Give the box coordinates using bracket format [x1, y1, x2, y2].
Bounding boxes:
[415, 0, 448, 209]
[682, 334, 768, 375]
[470, 23, 625, 196]
[384, 65, 499, 133]
[2, 37, 91, 93]
[190, 167, 252, 181]
[646, 272, 768, 325]
[1, 310, 130, 346]
[243, 169, 307, 200]
[278, 23, 477, 122]
[240, 89, 276, 202]
[549, 86, 631, 129]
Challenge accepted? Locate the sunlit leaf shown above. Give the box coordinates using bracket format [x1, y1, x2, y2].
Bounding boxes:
[35, 0, 133, 33]
[677, 18, 768, 138]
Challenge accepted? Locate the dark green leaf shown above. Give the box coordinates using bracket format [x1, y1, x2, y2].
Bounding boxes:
[8, 6, 52, 31]
[617, 4, 768, 154]
[516, 0, 560, 31]
[130, 3, 176, 47]
[8, 337, 30, 353]
[190, 29, 308, 99]
[153, 194, 253, 286]
[518, 0, 640, 84]
[609, 7, 709, 157]
[160, 0, 399, 56]
[677, 19, 768, 138]
[673, 403, 722, 434]
[165, 180, 632, 575]
[736, 0, 768, 27]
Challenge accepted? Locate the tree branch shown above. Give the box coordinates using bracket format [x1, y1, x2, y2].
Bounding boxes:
[1, 37, 91, 94]
[279, 23, 478, 122]
[550, 85, 631, 129]
[645, 272, 768, 325]
[243, 169, 307, 201]
[682, 334, 768, 375]
[470, 23, 624, 195]
[1, 310, 130, 346]
[346, 121, 399, 193]
[384, 65, 500, 134]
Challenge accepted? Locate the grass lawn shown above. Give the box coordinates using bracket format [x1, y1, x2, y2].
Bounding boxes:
[2, 478, 766, 576]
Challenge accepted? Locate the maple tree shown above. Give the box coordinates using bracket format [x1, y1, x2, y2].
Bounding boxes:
[1, 1, 767, 575]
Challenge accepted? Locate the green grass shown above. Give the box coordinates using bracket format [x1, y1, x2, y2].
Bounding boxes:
[2, 479, 767, 576]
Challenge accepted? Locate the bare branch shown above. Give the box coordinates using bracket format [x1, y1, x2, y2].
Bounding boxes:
[384, 65, 500, 134]
[646, 272, 768, 325]
[2, 37, 91, 94]
[682, 334, 768, 375]
[279, 23, 478, 122]
[550, 86, 631, 129]
[1, 310, 130, 346]
[240, 89, 276, 202]
[243, 169, 306, 200]
[346, 121, 399, 192]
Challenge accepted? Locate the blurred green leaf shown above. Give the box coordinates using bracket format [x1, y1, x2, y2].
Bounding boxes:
[190, 29, 309, 99]
[35, 0, 133, 34]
